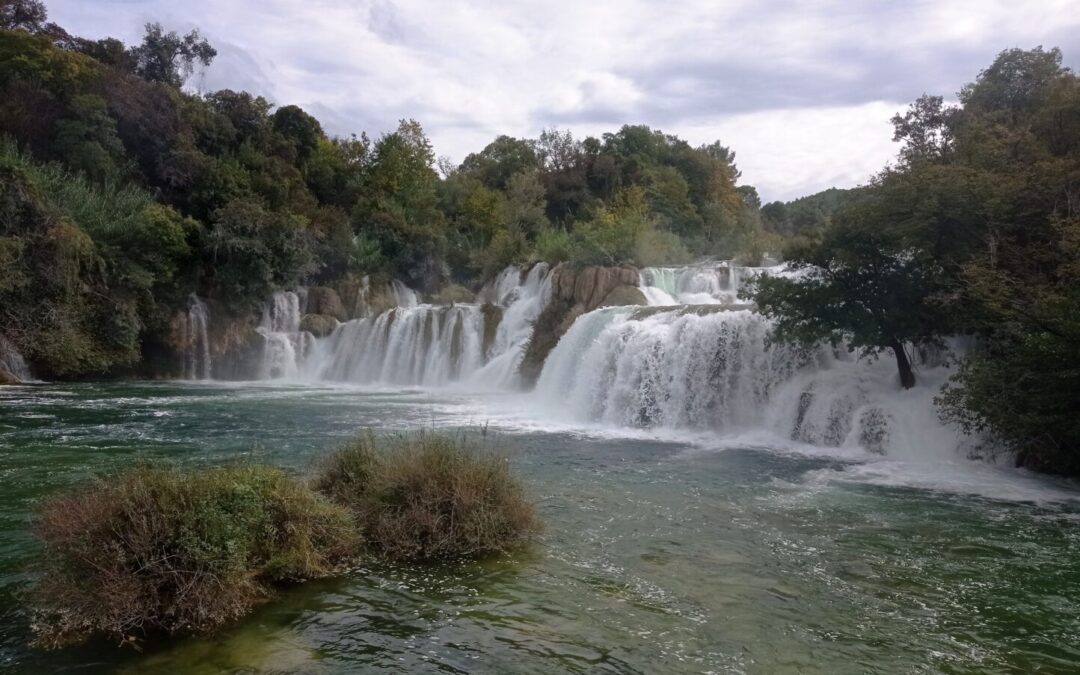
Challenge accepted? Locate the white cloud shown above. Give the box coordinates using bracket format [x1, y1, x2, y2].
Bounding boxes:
[44, 0, 1080, 201]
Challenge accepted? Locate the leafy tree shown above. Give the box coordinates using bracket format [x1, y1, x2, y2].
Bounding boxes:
[0, 0, 46, 32]
[750, 212, 949, 389]
[129, 22, 216, 88]
[459, 135, 537, 190]
[272, 104, 323, 161]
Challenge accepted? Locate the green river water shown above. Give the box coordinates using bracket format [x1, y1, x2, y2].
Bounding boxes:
[1, 382, 1078, 674]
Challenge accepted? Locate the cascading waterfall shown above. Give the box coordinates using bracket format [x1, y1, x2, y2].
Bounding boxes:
[183, 296, 212, 380]
[257, 291, 312, 380]
[0, 334, 31, 382]
[533, 304, 967, 460]
[639, 261, 783, 305]
[300, 264, 553, 387]
[307, 305, 486, 385]
[470, 263, 552, 388]
[233, 262, 968, 464]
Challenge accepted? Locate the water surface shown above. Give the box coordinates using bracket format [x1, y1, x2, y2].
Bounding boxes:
[1, 382, 1078, 674]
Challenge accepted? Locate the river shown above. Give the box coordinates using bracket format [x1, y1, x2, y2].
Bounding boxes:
[1, 381, 1079, 674]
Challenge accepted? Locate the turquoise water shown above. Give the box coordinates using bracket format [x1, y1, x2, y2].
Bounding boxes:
[1, 382, 1079, 674]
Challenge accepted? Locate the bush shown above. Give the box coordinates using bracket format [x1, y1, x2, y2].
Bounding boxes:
[315, 433, 540, 561]
[30, 464, 358, 649]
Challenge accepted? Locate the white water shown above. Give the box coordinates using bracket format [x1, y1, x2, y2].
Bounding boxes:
[257, 291, 311, 380]
[639, 262, 782, 305]
[236, 263, 982, 472]
[470, 263, 553, 388]
[533, 305, 968, 462]
[183, 296, 212, 380]
[0, 334, 31, 382]
[303, 265, 552, 387]
[306, 305, 486, 385]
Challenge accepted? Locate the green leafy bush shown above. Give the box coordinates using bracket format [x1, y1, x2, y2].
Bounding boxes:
[315, 433, 541, 561]
[31, 464, 358, 649]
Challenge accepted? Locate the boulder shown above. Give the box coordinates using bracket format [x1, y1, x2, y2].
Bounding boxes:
[432, 284, 475, 305]
[480, 303, 503, 358]
[599, 284, 647, 308]
[0, 368, 19, 385]
[520, 264, 644, 385]
[300, 313, 340, 338]
[305, 287, 347, 321]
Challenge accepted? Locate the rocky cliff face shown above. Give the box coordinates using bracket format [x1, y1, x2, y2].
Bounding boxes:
[520, 265, 646, 385]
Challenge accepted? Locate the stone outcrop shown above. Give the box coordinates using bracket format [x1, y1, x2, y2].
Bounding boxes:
[520, 264, 643, 385]
[432, 284, 475, 305]
[480, 303, 503, 358]
[201, 302, 265, 380]
[305, 287, 347, 322]
[300, 313, 340, 338]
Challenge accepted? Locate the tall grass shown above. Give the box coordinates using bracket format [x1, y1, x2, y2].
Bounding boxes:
[29, 433, 540, 650]
[315, 432, 541, 561]
[30, 464, 358, 649]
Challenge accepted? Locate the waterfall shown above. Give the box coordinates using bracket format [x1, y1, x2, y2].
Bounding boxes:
[306, 305, 485, 385]
[257, 291, 313, 380]
[639, 261, 784, 305]
[0, 334, 31, 382]
[183, 296, 211, 380]
[533, 305, 966, 459]
[470, 263, 553, 388]
[300, 266, 552, 387]
[389, 280, 420, 308]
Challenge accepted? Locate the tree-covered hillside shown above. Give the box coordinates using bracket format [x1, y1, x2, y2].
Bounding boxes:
[0, 0, 772, 378]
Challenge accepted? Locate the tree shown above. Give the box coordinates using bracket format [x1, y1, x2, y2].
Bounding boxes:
[891, 94, 959, 165]
[938, 217, 1080, 472]
[0, 0, 46, 32]
[129, 22, 216, 88]
[459, 135, 538, 190]
[272, 104, 323, 161]
[749, 214, 949, 389]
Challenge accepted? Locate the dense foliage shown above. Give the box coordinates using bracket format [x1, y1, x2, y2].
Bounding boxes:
[0, 3, 776, 379]
[748, 47, 1080, 472]
[31, 463, 359, 648]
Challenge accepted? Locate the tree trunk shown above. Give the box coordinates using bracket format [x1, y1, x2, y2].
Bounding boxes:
[890, 339, 916, 389]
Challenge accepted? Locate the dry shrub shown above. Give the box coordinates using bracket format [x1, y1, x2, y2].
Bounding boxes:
[315, 432, 541, 561]
[31, 464, 358, 649]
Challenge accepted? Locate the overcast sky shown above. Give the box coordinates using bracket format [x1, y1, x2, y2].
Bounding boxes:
[45, 0, 1080, 202]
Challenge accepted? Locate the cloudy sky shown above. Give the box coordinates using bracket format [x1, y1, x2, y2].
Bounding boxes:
[45, 0, 1080, 202]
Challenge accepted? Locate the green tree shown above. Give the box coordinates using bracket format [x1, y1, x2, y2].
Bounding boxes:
[749, 214, 949, 389]
[129, 22, 216, 88]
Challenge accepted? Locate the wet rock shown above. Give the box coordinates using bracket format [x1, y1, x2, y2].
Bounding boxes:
[305, 287, 347, 321]
[432, 284, 475, 305]
[299, 313, 340, 338]
[480, 303, 503, 358]
[599, 284, 647, 308]
[520, 264, 642, 385]
[0, 368, 19, 385]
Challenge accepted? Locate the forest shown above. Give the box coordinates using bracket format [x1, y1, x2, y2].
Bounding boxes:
[1, 1, 1078, 474]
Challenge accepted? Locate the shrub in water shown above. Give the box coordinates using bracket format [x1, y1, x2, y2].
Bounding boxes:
[315, 433, 541, 561]
[30, 464, 358, 649]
